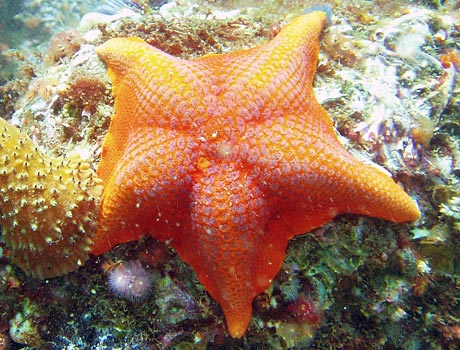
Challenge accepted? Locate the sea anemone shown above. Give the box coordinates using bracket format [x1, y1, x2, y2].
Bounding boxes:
[108, 260, 154, 301]
[279, 274, 301, 302]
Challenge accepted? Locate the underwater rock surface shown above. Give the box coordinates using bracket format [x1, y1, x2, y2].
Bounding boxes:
[0, 0, 459, 349]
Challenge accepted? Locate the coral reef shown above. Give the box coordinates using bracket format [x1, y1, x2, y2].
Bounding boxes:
[0, 117, 103, 279]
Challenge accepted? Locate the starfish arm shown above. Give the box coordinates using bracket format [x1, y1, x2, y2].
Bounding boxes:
[197, 11, 328, 128]
[239, 108, 420, 240]
[96, 37, 223, 182]
[92, 128, 198, 254]
[174, 163, 268, 338]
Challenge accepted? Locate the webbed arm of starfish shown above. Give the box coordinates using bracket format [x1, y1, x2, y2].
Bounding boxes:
[95, 37, 227, 182]
[238, 102, 421, 242]
[92, 127, 199, 254]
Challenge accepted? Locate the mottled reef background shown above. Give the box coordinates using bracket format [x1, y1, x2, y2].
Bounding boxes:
[0, 0, 460, 349]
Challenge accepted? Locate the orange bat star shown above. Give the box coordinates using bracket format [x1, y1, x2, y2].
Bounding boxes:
[92, 11, 420, 338]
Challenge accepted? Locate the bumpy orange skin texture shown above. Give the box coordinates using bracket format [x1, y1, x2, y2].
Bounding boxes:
[0, 118, 102, 279]
[94, 11, 420, 338]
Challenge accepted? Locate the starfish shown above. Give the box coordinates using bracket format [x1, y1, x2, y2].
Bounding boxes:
[92, 11, 420, 338]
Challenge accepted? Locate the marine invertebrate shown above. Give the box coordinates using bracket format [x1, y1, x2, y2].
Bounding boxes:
[323, 25, 362, 65]
[92, 11, 419, 338]
[279, 273, 301, 302]
[0, 118, 103, 279]
[411, 115, 435, 147]
[108, 260, 153, 301]
[287, 296, 321, 325]
[45, 30, 83, 65]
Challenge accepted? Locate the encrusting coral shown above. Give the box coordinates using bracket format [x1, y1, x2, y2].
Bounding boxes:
[0, 118, 103, 279]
